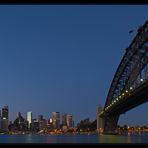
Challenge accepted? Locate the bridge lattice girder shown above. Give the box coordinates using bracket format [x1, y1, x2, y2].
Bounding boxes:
[104, 20, 148, 109]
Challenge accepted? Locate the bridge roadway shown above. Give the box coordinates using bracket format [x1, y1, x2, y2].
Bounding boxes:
[100, 80, 148, 117]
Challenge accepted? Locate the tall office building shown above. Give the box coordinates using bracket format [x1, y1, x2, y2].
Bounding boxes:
[1, 105, 9, 131]
[39, 119, 47, 131]
[62, 113, 67, 126]
[52, 112, 60, 129]
[37, 115, 47, 131]
[97, 105, 104, 133]
[14, 112, 25, 131]
[38, 115, 43, 122]
[27, 112, 32, 129]
[2, 106, 8, 120]
[66, 114, 73, 128]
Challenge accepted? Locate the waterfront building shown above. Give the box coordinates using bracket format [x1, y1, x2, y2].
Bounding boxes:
[37, 115, 47, 131]
[1, 119, 9, 132]
[66, 114, 73, 128]
[1, 106, 9, 132]
[47, 118, 54, 130]
[32, 119, 39, 132]
[39, 119, 47, 131]
[49, 118, 52, 123]
[14, 112, 25, 131]
[27, 111, 32, 129]
[2, 105, 8, 120]
[62, 113, 67, 126]
[38, 115, 43, 122]
[52, 112, 60, 129]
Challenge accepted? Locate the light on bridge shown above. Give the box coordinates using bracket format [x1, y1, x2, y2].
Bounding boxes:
[116, 97, 119, 101]
[126, 90, 128, 93]
[140, 78, 143, 82]
[130, 87, 133, 90]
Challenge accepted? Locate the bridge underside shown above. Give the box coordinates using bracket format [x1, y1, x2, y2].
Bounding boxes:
[106, 81, 148, 116]
[101, 81, 148, 134]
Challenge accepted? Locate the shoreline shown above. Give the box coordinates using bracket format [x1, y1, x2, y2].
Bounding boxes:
[1, 131, 148, 136]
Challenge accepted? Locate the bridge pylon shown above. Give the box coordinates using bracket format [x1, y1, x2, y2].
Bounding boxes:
[97, 105, 104, 133]
[103, 115, 119, 134]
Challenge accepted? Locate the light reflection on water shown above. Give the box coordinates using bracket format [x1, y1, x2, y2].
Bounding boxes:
[99, 134, 132, 143]
[0, 133, 148, 143]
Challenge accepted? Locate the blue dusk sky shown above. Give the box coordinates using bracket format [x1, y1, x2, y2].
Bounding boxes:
[0, 5, 147, 126]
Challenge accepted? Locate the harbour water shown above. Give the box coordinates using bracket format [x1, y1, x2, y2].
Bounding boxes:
[0, 132, 148, 144]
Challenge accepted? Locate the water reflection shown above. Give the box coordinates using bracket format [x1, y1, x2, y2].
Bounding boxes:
[98, 132, 148, 143]
[46, 135, 56, 143]
[0, 133, 148, 143]
[99, 135, 127, 143]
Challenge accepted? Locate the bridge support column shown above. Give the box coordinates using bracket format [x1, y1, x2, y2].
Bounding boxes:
[97, 105, 104, 133]
[103, 115, 119, 134]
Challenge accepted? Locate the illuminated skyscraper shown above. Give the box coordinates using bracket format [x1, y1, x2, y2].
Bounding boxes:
[2, 106, 8, 120]
[52, 112, 60, 129]
[62, 113, 67, 126]
[66, 114, 73, 128]
[27, 111, 32, 129]
[1, 105, 9, 131]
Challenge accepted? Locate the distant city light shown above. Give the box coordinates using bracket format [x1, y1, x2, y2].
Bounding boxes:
[50, 118, 53, 123]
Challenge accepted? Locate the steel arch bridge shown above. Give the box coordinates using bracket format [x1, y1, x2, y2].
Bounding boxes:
[99, 20, 148, 134]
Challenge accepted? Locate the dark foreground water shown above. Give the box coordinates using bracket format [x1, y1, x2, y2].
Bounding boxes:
[0, 132, 148, 144]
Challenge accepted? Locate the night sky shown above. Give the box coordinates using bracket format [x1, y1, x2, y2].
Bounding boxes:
[0, 5, 147, 126]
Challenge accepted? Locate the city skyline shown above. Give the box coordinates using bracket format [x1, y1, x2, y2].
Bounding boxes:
[0, 5, 148, 126]
[0, 104, 74, 124]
